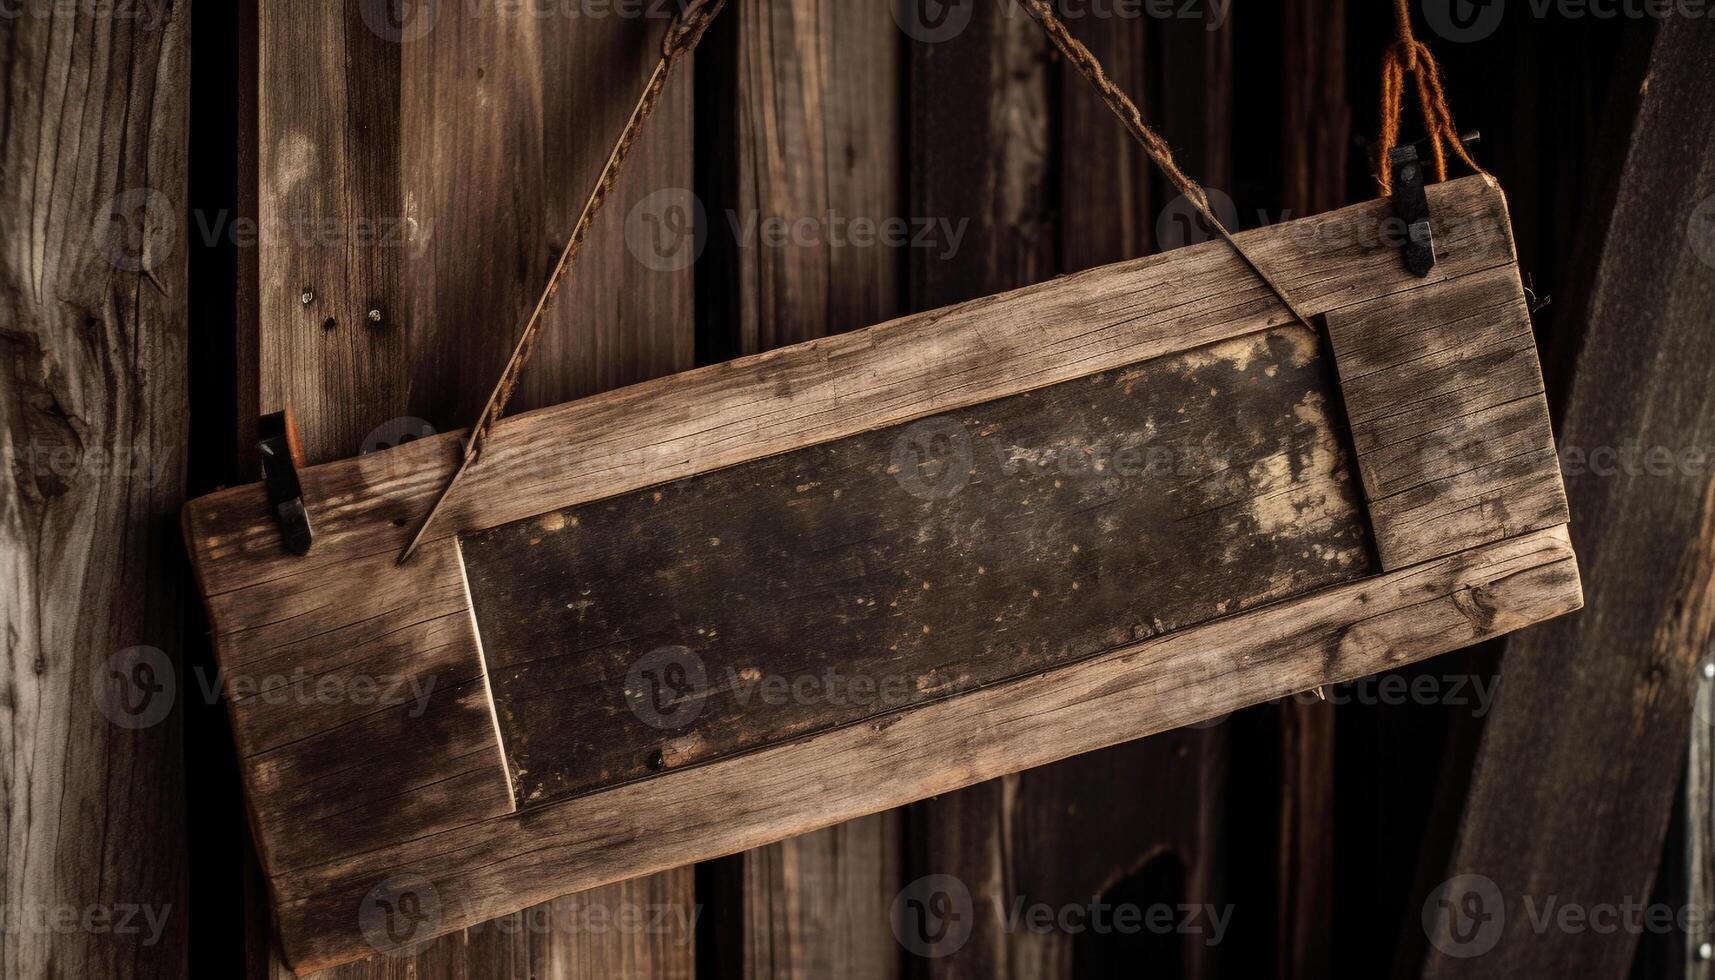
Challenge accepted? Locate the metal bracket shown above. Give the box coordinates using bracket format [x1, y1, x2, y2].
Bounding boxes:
[1387, 132, 1481, 278]
[1389, 145, 1436, 277]
[260, 410, 313, 556]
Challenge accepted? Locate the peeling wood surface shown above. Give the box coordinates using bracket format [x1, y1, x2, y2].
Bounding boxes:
[463, 326, 1373, 806]
[1418, 16, 1715, 979]
[0, 5, 190, 977]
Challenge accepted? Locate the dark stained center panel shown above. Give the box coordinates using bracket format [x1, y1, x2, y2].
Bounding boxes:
[460, 326, 1378, 807]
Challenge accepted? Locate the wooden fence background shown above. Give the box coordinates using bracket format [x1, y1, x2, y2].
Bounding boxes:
[7, 1, 1715, 977]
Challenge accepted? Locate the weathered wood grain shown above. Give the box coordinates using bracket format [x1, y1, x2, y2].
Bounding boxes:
[1417, 16, 1715, 979]
[1, 4, 189, 977]
[700, 814, 902, 980]
[186, 176, 1520, 600]
[463, 326, 1372, 805]
[252, 3, 699, 975]
[692, 3, 908, 974]
[258, 0, 406, 463]
[1325, 264, 1568, 569]
[182, 173, 1570, 974]
[208, 538, 511, 877]
[273, 525, 1580, 973]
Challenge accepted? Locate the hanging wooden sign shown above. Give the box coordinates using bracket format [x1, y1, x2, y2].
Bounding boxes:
[183, 175, 1580, 973]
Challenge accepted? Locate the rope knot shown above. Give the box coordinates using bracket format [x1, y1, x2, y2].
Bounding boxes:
[1376, 21, 1483, 195]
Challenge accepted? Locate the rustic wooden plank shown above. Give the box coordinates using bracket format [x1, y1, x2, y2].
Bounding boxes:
[185, 176, 1520, 599]
[252, 3, 699, 975]
[693, 2, 907, 976]
[398, 0, 695, 421]
[184, 173, 1561, 973]
[257, 0, 407, 463]
[463, 326, 1372, 805]
[456, 867, 698, 979]
[701, 813, 902, 980]
[1417, 16, 1715, 978]
[273, 525, 1581, 973]
[207, 538, 512, 876]
[720, 0, 906, 350]
[0, 5, 190, 977]
[1326, 263, 1568, 570]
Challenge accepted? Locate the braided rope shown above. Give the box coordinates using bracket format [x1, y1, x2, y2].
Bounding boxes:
[1377, 0, 1484, 194]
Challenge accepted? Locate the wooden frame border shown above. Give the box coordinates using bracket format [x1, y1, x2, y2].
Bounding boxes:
[182, 176, 1580, 972]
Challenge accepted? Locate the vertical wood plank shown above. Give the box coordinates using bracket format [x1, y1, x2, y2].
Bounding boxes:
[1271, 4, 1345, 976]
[1689, 665, 1714, 978]
[1058, 6, 1230, 979]
[904, 9, 1053, 975]
[695, 2, 905, 977]
[255, 3, 698, 977]
[1417, 15, 1715, 978]
[258, 0, 407, 462]
[1, 4, 190, 978]
[904, 5, 1234, 977]
[399, 3, 696, 420]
